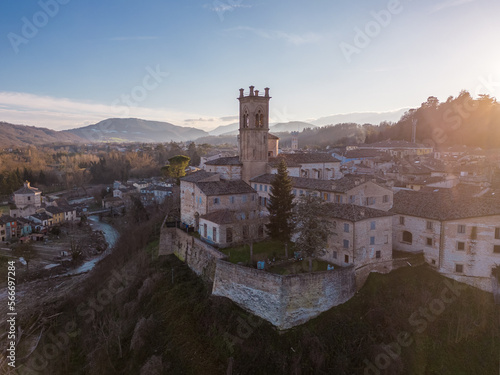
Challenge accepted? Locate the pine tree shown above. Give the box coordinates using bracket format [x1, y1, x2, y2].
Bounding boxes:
[266, 158, 295, 243]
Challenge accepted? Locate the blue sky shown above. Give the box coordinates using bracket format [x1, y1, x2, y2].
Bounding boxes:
[1, 0, 499, 131]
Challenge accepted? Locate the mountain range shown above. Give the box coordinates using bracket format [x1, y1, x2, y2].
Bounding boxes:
[0, 108, 408, 147]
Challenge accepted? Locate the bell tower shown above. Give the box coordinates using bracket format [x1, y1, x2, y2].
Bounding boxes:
[238, 86, 271, 183]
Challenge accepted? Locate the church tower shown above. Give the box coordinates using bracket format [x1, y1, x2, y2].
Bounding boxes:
[238, 86, 271, 183]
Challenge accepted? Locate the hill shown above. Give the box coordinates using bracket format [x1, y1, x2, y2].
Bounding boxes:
[312, 109, 409, 127]
[208, 122, 239, 136]
[0, 121, 85, 147]
[65, 118, 209, 143]
[270, 121, 316, 133]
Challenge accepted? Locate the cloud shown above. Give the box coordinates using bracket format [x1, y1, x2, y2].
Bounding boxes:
[184, 117, 215, 123]
[0, 92, 220, 131]
[219, 115, 239, 121]
[204, 2, 252, 13]
[227, 26, 322, 45]
[430, 0, 477, 13]
[108, 36, 159, 41]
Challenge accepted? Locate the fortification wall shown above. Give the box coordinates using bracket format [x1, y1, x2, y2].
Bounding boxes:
[212, 260, 356, 330]
[159, 227, 227, 282]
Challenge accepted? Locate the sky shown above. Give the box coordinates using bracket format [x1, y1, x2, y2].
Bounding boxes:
[0, 0, 499, 131]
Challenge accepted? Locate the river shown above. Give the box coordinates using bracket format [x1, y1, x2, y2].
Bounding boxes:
[62, 215, 119, 276]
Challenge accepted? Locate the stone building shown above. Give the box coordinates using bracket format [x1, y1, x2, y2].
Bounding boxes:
[321, 204, 393, 271]
[391, 190, 500, 292]
[268, 153, 341, 180]
[250, 174, 393, 211]
[10, 181, 42, 218]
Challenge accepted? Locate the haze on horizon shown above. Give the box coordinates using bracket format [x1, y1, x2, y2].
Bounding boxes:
[0, 0, 499, 131]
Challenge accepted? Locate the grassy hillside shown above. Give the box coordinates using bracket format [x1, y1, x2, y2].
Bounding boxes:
[0, 121, 85, 147]
[13, 224, 500, 375]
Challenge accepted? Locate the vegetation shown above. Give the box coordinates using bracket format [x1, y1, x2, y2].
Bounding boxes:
[266, 158, 295, 243]
[221, 240, 287, 264]
[294, 195, 332, 270]
[162, 155, 190, 181]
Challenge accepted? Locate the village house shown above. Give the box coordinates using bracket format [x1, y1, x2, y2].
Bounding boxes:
[0, 215, 18, 242]
[320, 203, 393, 270]
[250, 174, 393, 211]
[10, 181, 43, 218]
[391, 189, 500, 292]
[267, 152, 342, 180]
[45, 205, 66, 225]
[356, 140, 433, 157]
[29, 212, 53, 232]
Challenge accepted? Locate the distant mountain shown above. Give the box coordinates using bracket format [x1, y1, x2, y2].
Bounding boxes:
[208, 122, 239, 136]
[270, 121, 316, 133]
[65, 118, 208, 143]
[312, 109, 409, 127]
[0, 121, 85, 148]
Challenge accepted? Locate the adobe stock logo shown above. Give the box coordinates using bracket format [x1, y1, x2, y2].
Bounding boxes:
[7, 0, 71, 54]
[339, 0, 406, 63]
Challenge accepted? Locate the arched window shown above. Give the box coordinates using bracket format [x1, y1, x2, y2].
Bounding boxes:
[255, 109, 264, 127]
[243, 109, 249, 128]
[402, 231, 413, 244]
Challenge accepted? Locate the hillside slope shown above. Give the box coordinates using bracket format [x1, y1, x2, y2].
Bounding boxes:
[0, 121, 85, 147]
[65, 118, 209, 143]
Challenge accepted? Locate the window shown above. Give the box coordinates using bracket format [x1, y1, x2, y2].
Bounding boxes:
[213, 227, 217, 241]
[494, 245, 500, 253]
[335, 195, 342, 203]
[344, 254, 349, 263]
[349, 195, 355, 204]
[203, 224, 207, 236]
[293, 189, 297, 196]
[457, 241, 465, 251]
[344, 223, 350, 233]
[402, 231, 412, 244]
[399, 216, 405, 225]
[384, 235, 389, 244]
[432, 259, 436, 265]
[370, 221, 376, 230]
[458, 225, 466, 234]
[226, 228, 233, 243]
[254, 184, 257, 190]
[426, 221, 433, 230]
[365, 197, 375, 206]
[383, 195, 389, 203]
[242, 195, 247, 203]
[426, 238, 433, 246]
[214, 197, 220, 204]
[264, 185, 268, 192]
[455, 264, 463, 273]
[471, 226, 477, 240]
[496, 228, 500, 240]
[333, 251, 337, 259]
[230, 196, 235, 204]
[324, 193, 330, 201]
[370, 236, 375, 245]
[242, 225, 249, 240]
[259, 184, 263, 191]
[299, 190, 304, 196]
[28, 196, 31, 201]
[343, 239, 349, 249]
[376, 251, 381, 259]
[198, 197, 202, 205]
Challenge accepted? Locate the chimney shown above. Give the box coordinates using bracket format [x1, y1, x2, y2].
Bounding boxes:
[264, 87, 270, 97]
[25, 181, 30, 188]
[249, 86, 255, 96]
[255, 90, 259, 96]
[239, 88, 244, 98]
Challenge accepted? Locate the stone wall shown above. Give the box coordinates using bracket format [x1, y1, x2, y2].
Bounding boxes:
[159, 227, 227, 282]
[212, 260, 356, 330]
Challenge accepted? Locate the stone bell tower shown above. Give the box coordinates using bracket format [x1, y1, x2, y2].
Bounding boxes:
[238, 86, 271, 184]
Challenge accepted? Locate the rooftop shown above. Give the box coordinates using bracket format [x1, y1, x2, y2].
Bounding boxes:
[14, 181, 41, 195]
[180, 170, 220, 183]
[205, 156, 242, 166]
[275, 152, 341, 165]
[196, 180, 256, 196]
[391, 190, 500, 221]
[323, 203, 393, 222]
[251, 174, 389, 193]
[359, 140, 431, 149]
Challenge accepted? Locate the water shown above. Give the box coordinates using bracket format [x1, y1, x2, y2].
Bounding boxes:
[61, 216, 119, 276]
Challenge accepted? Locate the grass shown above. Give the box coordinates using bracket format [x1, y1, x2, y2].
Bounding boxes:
[0, 205, 9, 214]
[267, 258, 333, 275]
[220, 240, 289, 264]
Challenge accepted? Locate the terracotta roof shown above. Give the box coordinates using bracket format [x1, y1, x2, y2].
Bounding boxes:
[344, 149, 387, 159]
[205, 156, 242, 166]
[268, 156, 302, 168]
[391, 190, 500, 221]
[196, 180, 256, 196]
[200, 210, 237, 225]
[45, 206, 65, 215]
[180, 170, 220, 182]
[360, 140, 430, 149]
[250, 174, 389, 193]
[268, 133, 280, 140]
[323, 203, 393, 222]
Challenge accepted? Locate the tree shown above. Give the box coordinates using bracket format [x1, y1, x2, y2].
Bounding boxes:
[266, 158, 295, 243]
[294, 195, 332, 271]
[165, 155, 190, 181]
